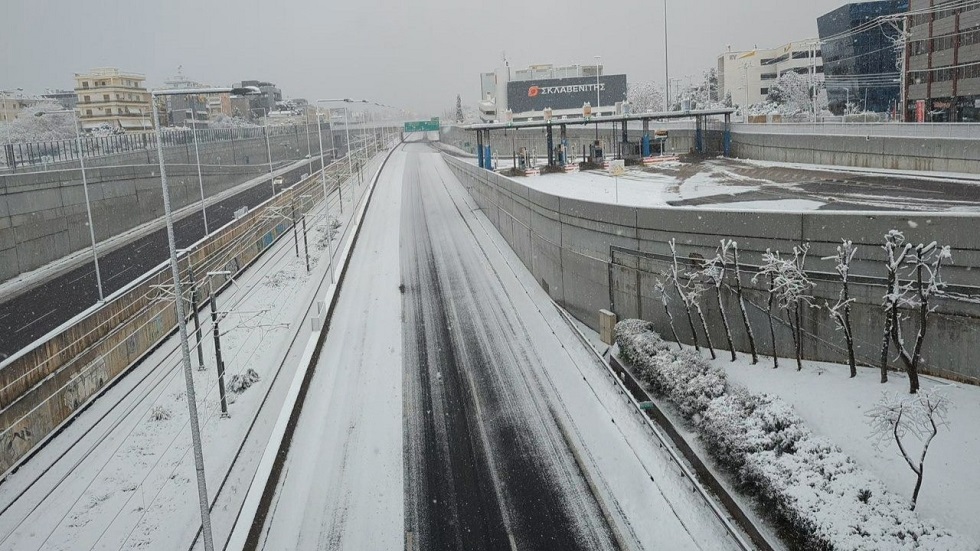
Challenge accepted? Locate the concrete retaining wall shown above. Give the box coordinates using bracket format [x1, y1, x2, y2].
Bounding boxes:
[444, 154, 980, 386]
[730, 131, 980, 174]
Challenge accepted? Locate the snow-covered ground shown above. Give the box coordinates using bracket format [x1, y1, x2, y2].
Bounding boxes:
[465, 156, 980, 212]
[716, 355, 980, 544]
[0, 148, 392, 551]
[484, 161, 768, 208]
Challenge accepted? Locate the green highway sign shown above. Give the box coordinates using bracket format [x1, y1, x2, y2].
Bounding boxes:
[404, 118, 440, 133]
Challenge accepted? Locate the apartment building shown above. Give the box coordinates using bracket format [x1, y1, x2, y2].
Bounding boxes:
[0, 92, 39, 123]
[74, 68, 153, 131]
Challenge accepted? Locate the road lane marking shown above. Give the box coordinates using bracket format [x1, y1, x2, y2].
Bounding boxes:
[15, 308, 57, 334]
[105, 265, 134, 282]
[68, 268, 94, 285]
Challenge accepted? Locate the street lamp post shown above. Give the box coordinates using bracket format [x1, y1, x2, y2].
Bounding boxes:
[149, 84, 257, 551]
[313, 107, 337, 283]
[664, 0, 671, 109]
[343, 107, 353, 180]
[306, 109, 313, 175]
[189, 100, 209, 234]
[253, 106, 276, 195]
[37, 109, 104, 302]
[316, 98, 395, 204]
[594, 55, 601, 140]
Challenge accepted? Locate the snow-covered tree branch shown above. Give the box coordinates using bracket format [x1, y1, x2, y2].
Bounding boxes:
[867, 389, 950, 510]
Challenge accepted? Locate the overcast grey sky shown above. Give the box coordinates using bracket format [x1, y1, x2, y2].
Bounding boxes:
[3, 0, 847, 116]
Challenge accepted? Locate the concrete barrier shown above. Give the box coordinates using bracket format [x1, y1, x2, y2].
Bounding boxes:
[0, 155, 362, 476]
[444, 153, 980, 386]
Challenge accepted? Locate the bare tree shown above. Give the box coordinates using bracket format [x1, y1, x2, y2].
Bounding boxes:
[867, 389, 950, 510]
[753, 250, 780, 369]
[655, 279, 682, 350]
[757, 245, 815, 370]
[729, 241, 759, 364]
[879, 232, 950, 394]
[686, 274, 717, 360]
[880, 231, 911, 384]
[702, 245, 736, 361]
[824, 240, 858, 378]
[896, 241, 950, 394]
[668, 239, 701, 352]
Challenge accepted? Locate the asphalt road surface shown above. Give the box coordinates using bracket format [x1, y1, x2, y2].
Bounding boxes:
[0, 160, 316, 359]
[260, 143, 616, 549]
[399, 145, 615, 550]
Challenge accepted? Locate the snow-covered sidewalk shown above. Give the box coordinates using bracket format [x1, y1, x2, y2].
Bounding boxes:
[0, 147, 393, 551]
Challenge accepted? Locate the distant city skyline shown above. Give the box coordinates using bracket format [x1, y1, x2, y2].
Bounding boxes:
[4, 0, 855, 116]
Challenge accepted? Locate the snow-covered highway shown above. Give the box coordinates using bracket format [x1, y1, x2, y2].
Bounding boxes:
[256, 143, 746, 550]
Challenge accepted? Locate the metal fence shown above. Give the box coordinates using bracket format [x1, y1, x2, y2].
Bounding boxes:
[1, 124, 316, 169]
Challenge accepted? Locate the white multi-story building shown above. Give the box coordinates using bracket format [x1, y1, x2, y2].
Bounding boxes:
[717, 39, 824, 108]
[74, 68, 153, 131]
[0, 92, 40, 123]
[479, 63, 627, 122]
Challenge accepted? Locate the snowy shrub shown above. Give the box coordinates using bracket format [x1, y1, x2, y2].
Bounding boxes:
[228, 368, 260, 394]
[614, 319, 669, 367]
[149, 405, 172, 422]
[614, 319, 974, 550]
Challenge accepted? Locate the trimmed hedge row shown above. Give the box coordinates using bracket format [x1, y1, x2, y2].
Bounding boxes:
[614, 319, 973, 551]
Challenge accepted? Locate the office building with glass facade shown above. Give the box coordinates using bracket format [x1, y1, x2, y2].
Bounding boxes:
[818, 1, 909, 115]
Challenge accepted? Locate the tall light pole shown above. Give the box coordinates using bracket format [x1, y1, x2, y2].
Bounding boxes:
[252, 106, 276, 195]
[150, 84, 257, 551]
[664, 0, 671, 109]
[189, 98, 209, 234]
[594, 55, 601, 140]
[314, 106, 337, 281]
[37, 109, 104, 302]
[316, 98, 394, 197]
[305, 108, 313, 175]
[343, 107, 353, 179]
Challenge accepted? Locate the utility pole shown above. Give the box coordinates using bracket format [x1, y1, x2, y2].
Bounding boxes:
[187, 260, 206, 370]
[206, 272, 231, 418]
[290, 203, 300, 258]
[301, 215, 310, 273]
